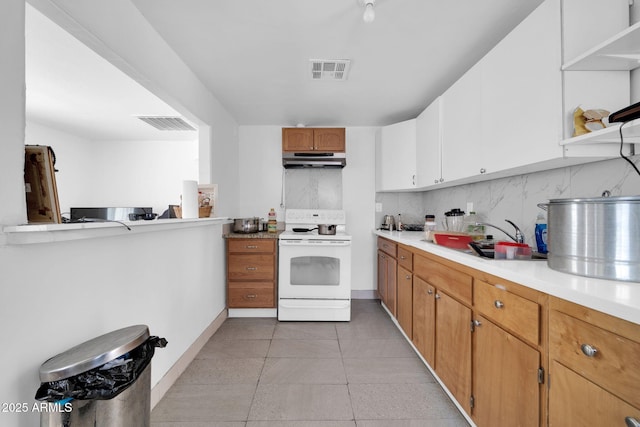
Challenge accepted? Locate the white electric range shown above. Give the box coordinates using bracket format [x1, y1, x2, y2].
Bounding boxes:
[278, 209, 352, 321]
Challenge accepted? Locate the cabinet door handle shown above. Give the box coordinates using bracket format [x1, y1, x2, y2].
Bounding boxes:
[427, 289, 433, 295]
[246, 267, 257, 271]
[412, 175, 416, 185]
[439, 178, 444, 183]
[435, 293, 441, 300]
[625, 417, 640, 427]
[400, 255, 406, 260]
[246, 245, 258, 249]
[434, 179, 439, 184]
[494, 300, 504, 309]
[580, 343, 598, 358]
[480, 168, 486, 174]
[405, 275, 410, 280]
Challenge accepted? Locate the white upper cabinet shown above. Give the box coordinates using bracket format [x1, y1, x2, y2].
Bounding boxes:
[377, 119, 417, 191]
[440, 64, 482, 183]
[416, 97, 442, 187]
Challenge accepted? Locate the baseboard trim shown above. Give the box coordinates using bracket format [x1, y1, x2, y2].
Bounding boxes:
[150, 309, 228, 409]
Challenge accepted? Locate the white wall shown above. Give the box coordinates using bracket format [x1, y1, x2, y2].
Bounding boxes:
[25, 121, 199, 216]
[0, 2, 239, 426]
[238, 126, 377, 294]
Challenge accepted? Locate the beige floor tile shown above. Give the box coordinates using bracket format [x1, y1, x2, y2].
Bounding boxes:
[273, 322, 338, 340]
[260, 358, 346, 384]
[335, 320, 403, 341]
[344, 358, 435, 384]
[248, 422, 356, 427]
[339, 338, 416, 359]
[356, 420, 469, 427]
[175, 358, 264, 385]
[151, 383, 255, 423]
[248, 384, 353, 421]
[349, 383, 466, 421]
[197, 338, 271, 359]
[214, 321, 276, 340]
[268, 339, 341, 358]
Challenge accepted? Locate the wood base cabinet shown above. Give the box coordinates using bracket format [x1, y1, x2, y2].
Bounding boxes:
[412, 276, 436, 367]
[549, 297, 640, 427]
[377, 237, 397, 316]
[226, 238, 277, 308]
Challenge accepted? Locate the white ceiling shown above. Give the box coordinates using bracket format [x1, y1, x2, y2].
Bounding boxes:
[26, 0, 545, 138]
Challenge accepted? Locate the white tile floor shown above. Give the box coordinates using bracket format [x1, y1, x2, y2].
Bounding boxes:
[151, 299, 470, 426]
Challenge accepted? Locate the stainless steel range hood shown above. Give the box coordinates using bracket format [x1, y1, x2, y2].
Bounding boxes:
[282, 152, 346, 168]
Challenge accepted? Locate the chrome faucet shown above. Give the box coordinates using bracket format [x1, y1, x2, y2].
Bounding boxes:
[477, 219, 525, 244]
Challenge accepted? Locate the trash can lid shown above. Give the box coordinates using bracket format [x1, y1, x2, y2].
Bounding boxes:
[39, 325, 150, 382]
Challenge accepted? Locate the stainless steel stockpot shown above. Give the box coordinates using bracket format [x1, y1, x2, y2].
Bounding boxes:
[233, 217, 260, 233]
[539, 196, 640, 282]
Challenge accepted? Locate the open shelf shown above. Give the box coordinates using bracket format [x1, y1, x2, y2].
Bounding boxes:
[560, 119, 640, 145]
[563, 21, 640, 71]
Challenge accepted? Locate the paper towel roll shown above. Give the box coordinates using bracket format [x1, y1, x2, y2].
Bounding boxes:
[182, 180, 199, 219]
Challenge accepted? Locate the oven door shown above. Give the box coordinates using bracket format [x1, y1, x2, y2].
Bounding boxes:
[278, 239, 351, 300]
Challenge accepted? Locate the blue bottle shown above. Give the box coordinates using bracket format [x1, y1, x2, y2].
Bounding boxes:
[535, 213, 548, 254]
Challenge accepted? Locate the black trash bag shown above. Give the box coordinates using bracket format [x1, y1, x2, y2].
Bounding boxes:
[35, 336, 167, 402]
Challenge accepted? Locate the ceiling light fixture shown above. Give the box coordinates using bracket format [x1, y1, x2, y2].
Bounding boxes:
[363, 0, 376, 23]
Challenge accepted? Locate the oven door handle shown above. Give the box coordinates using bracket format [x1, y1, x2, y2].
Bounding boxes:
[279, 240, 351, 247]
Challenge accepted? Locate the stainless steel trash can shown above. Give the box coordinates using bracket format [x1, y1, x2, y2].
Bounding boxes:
[38, 325, 152, 427]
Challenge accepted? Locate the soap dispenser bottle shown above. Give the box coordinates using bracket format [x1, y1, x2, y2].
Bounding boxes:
[535, 213, 548, 253]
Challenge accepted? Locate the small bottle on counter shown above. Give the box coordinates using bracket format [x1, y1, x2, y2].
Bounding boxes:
[268, 208, 277, 233]
[535, 213, 548, 253]
[397, 214, 403, 232]
[424, 214, 437, 241]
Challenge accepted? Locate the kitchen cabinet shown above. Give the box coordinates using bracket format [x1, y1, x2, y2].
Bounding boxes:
[377, 119, 417, 191]
[377, 237, 397, 316]
[226, 238, 277, 308]
[471, 279, 545, 427]
[415, 96, 442, 186]
[412, 276, 435, 367]
[396, 245, 414, 339]
[548, 297, 640, 427]
[413, 253, 473, 414]
[282, 127, 345, 153]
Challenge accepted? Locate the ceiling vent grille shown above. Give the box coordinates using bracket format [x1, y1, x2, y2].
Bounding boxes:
[310, 59, 351, 81]
[137, 116, 196, 131]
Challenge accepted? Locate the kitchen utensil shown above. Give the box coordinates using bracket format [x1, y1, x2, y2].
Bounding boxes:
[432, 231, 473, 250]
[381, 215, 395, 230]
[292, 227, 317, 233]
[233, 217, 260, 233]
[538, 195, 640, 282]
[443, 209, 465, 232]
[318, 224, 337, 235]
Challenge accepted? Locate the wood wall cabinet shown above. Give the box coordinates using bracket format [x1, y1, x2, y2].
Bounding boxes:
[282, 127, 345, 153]
[377, 237, 397, 316]
[226, 238, 277, 308]
[548, 297, 640, 427]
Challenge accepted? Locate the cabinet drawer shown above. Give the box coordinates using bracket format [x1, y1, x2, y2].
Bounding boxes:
[377, 237, 397, 257]
[228, 282, 275, 308]
[550, 310, 640, 408]
[228, 254, 275, 280]
[397, 245, 413, 270]
[228, 239, 275, 253]
[414, 254, 472, 305]
[474, 279, 540, 345]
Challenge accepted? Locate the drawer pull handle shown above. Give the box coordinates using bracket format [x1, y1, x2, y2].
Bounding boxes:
[400, 255, 406, 260]
[580, 343, 598, 358]
[494, 300, 504, 309]
[626, 417, 640, 427]
[246, 245, 258, 249]
[246, 267, 257, 271]
[427, 289, 433, 295]
[246, 294, 257, 299]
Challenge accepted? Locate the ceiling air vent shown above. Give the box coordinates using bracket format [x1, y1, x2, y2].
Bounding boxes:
[310, 59, 351, 81]
[137, 116, 196, 131]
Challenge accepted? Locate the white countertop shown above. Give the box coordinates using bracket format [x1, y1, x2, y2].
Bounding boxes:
[375, 230, 640, 325]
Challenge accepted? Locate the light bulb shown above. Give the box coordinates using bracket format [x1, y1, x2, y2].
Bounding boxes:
[363, 2, 375, 23]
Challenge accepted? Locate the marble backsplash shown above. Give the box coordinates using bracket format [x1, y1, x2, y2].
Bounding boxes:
[285, 168, 342, 209]
[376, 155, 640, 244]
